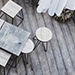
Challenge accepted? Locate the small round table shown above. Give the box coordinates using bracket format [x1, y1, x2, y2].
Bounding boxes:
[34, 27, 52, 51]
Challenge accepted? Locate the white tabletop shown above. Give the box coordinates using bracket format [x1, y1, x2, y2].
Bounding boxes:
[0, 22, 30, 56]
[36, 27, 52, 42]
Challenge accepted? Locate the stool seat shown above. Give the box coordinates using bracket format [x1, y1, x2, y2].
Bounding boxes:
[36, 27, 52, 42]
[22, 39, 34, 54]
[1, 0, 22, 18]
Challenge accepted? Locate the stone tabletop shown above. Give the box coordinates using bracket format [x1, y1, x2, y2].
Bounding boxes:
[0, 22, 30, 56]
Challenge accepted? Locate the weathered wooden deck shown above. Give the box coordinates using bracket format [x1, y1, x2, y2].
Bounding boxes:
[0, 0, 75, 75]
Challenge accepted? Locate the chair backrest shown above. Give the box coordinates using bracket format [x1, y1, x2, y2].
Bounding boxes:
[22, 39, 34, 54]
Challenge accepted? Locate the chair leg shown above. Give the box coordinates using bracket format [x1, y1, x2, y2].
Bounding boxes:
[14, 56, 18, 73]
[16, 9, 24, 26]
[21, 9, 24, 20]
[46, 42, 48, 51]
[13, 54, 23, 68]
[33, 40, 41, 50]
[3, 67, 5, 75]
[6, 59, 15, 75]
[22, 54, 28, 75]
[42, 42, 48, 52]
[0, 10, 5, 18]
[33, 36, 36, 40]
[12, 18, 14, 24]
[28, 53, 33, 71]
[25, 54, 28, 64]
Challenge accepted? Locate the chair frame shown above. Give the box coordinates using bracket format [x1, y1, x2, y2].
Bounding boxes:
[0, 9, 24, 26]
[33, 36, 48, 52]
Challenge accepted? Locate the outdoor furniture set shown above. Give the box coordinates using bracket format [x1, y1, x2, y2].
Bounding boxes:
[0, 0, 52, 75]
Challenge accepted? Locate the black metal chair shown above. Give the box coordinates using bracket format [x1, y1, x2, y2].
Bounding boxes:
[0, 0, 24, 26]
[33, 27, 52, 52]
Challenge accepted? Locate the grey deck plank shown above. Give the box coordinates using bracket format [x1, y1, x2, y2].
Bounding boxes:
[34, 10, 52, 75]
[31, 50, 43, 75]
[19, 0, 43, 75]
[67, 20, 75, 49]
[25, 4, 38, 37]
[52, 19, 75, 75]
[16, 1, 36, 75]
[19, 1, 32, 38]
[34, 11, 45, 27]
[25, 3, 51, 75]
[20, 1, 43, 75]
[0, 0, 3, 9]
[24, 5, 43, 75]
[59, 21, 75, 71]
[43, 13, 67, 75]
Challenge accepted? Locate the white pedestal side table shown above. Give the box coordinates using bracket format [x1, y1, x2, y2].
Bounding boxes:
[34, 27, 52, 52]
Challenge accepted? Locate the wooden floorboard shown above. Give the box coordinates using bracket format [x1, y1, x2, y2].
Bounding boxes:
[52, 20, 75, 75]
[0, 0, 75, 75]
[60, 21, 75, 71]
[43, 14, 66, 75]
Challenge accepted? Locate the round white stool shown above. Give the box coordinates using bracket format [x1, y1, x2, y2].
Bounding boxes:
[22, 39, 34, 71]
[34, 27, 52, 51]
[22, 39, 34, 54]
